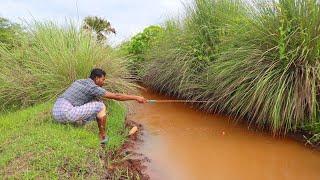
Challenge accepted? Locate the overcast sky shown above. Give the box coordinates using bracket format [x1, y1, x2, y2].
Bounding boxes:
[0, 0, 188, 45]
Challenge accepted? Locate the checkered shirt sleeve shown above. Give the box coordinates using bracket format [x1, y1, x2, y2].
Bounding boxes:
[90, 86, 106, 97]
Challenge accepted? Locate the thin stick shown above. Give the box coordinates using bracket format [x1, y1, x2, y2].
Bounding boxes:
[147, 100, 213, 103]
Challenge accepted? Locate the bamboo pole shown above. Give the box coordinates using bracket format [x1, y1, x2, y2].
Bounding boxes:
[147, 100, 213, 103]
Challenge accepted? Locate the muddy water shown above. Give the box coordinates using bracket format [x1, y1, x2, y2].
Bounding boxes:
[129, 89, 320, 180]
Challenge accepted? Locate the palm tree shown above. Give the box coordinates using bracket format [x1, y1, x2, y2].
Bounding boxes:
[82, 16, 116, 42]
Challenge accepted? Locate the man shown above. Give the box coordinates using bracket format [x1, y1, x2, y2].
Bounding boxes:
[52, 68, 147, 144]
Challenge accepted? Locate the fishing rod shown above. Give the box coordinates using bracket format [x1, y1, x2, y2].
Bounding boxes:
[147, 100, 213, 103]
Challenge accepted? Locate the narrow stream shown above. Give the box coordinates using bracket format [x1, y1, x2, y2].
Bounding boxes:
[129, 89, 320, 180]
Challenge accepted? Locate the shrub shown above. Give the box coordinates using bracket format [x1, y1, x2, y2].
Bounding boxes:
[121, 25, 164, 76]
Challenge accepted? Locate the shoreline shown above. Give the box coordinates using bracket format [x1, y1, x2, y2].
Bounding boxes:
[104, 119, 150, 179]
[121, 85, 320, 179]
[140, 85, 320, 150]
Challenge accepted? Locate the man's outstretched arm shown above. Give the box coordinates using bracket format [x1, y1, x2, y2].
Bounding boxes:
[103, 92, 147, 103]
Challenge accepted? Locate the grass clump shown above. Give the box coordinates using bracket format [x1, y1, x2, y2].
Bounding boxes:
[134, 0, 320, 134]
[0, 21, 136, 111]
[142, 0, 246, 97]
[203, 0, 320, 133]
[0, 17, 23, 49]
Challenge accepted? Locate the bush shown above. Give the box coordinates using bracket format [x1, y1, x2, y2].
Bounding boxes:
[0, 21, 136, 111]
[120, 25, 164, 76]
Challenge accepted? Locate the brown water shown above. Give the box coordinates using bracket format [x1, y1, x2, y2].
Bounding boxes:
[129, 89, 320, 180]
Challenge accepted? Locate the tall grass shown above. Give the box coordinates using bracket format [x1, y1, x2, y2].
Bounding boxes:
[143, 0, 246, 97]
[140, 0, 320, 133]
[0, 22, 136, 110]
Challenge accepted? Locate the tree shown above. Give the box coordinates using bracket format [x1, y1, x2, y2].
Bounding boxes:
[120, 25, 164, 76]
[125, 25, 164, 60]
[82, 16, 116, 43]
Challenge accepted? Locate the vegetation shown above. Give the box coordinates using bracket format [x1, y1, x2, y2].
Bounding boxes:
[128, 0, 320, 134]
[0, 20, 139, 178]
[0, 17, 22, 49]
[0, 101, 133, 178]
[120, 25, 164, 76]
[0, 21, 136, 111]
[82, 16, 116, 43]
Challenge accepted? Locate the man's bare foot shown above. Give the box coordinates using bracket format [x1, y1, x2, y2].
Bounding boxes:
[100, 135, 108, 145]
[99, 133, 106, 141]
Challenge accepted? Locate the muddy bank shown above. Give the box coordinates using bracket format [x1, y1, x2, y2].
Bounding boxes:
[101, 120, 149, 180]
[287, 130, 320, 150]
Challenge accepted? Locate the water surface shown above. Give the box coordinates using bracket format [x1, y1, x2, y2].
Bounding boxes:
[129, 89, 320, 180]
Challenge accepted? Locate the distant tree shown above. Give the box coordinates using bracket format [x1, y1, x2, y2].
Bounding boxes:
[120, 25, 164, 76]
[82, 16, 116, 43]
[125, 25, 164, 61]
[0, 17, 22, 49]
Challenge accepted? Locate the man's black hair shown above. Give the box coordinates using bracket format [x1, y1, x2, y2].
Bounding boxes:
[89, 68, 106, 80]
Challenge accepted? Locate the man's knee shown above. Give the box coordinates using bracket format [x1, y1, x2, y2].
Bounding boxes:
[97, 102, 106, 111]
[96, 102, 106, 118]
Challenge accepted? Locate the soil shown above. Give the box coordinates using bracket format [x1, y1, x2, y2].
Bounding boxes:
[102, 120, 150, 180]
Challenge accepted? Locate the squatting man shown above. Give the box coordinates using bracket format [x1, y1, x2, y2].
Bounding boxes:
[52, 68, 147, 144]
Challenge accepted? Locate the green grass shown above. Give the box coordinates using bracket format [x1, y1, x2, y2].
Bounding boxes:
[0, 19, 140, 179]
[0, 100, 128, 179]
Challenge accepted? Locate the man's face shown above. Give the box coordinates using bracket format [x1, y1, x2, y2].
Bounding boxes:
[94, 76, 106, 87]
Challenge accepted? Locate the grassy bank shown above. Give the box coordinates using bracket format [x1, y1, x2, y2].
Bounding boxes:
[124, 0, 320, 137]
[0, 21, 142, 178]
[0, 101, 133, 179]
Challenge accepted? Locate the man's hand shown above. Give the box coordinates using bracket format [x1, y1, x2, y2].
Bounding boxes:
[136, 96, 147, 104]
[104, 92, 148, 103]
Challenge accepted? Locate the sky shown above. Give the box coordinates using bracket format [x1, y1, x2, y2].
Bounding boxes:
[0, 0, 187, 45]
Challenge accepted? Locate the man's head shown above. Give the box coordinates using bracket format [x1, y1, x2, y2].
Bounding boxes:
[89, 68, 106, 87]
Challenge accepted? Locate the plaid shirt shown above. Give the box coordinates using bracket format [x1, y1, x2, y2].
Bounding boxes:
[59, 78, 107, 106]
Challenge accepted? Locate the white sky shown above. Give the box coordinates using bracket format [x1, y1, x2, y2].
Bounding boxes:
[0, 0, 188, 45]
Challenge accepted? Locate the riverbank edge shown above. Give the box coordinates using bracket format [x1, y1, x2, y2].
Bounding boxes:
[287, 130, 320, 150]
[141, 85, 320, 151]
[105, 119, 150, 179]
[0, 102, 149, 179]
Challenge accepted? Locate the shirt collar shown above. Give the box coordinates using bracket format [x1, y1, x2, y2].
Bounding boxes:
[87, 78, 95, 84]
